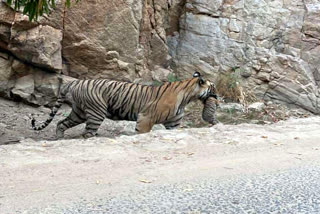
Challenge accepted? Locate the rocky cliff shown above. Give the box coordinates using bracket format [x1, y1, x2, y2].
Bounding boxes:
[0, 0, 319, 113]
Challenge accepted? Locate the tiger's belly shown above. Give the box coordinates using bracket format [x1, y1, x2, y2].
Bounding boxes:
[107, 107, 138, 122]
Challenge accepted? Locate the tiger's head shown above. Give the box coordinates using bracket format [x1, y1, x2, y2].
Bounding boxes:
[192, 71, 218, 101]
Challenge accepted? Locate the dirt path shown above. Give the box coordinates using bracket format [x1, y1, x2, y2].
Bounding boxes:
[1, 113, 320, 213]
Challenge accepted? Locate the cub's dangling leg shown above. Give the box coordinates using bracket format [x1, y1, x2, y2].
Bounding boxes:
[56, 105, 86, 139]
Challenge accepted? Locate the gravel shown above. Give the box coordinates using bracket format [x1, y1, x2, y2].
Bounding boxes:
[20, 166, 320, 214]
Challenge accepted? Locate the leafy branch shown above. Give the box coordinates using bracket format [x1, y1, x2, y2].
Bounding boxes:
[5, 0, 80, 21]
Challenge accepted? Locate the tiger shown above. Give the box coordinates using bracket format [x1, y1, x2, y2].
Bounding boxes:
[202, 96, 219, 125]
[31, 72, 217, 139]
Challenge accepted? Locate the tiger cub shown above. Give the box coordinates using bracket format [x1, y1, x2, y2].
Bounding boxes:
[202, 96, 219, 125]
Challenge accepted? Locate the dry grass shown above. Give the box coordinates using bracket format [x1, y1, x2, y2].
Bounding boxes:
[215, 69, 256, 106]
[182, 101, 312, 128]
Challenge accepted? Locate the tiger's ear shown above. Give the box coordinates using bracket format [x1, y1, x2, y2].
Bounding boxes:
[193, 72, 201, 78]
[199, 77, 205, 85]
[193, 72, 205, 84]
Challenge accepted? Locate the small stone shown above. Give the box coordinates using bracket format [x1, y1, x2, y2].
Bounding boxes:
[151, 66, 171, 82]
[240, 68, 252, 78]
[248, 102, 265, 112]
[185, 3, 194, 10]
[117, 60, 129, 71]
[256, 72, 270, 82]
[229, 19, 241, 33]
[106, 51, 120, 60]
[219, 103, 244, 112]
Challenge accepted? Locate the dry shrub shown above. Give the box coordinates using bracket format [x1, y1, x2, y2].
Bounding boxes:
[215, 68, 256, 105]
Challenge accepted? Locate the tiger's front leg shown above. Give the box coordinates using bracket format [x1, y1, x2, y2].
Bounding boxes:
[135, 114, 155, 134]
[82, 110, 105, 138]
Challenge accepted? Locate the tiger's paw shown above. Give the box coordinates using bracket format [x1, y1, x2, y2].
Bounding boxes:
[82, 132, 97, 139]
[56, 130, 64, 140]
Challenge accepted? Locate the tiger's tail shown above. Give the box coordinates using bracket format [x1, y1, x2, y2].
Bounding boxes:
[31, 78, 71, 131]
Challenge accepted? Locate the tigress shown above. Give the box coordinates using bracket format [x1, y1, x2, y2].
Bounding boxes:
[31, 72, 217, 139]
[202, 96, 219, 125]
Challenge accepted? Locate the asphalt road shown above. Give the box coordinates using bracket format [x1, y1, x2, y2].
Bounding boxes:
[20, 166, 320, 214]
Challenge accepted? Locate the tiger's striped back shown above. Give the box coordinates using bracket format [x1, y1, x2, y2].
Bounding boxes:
[68, 78, 208, 123]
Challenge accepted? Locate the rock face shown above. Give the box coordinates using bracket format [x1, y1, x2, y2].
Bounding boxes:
[0, 9, 62, 71]
[0, 0, 320, 114]
[0, 0, 175, 104]
[169, 0, 320, 114]
[43, 0, 176, 80]
[0, 52, 74, 106]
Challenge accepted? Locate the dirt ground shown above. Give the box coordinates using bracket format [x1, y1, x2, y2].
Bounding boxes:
[0, 98, 167, 143]
[1, 97, 320, 213]
[0, 97, 312, 144]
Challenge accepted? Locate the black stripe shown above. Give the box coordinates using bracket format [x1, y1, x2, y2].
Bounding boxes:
[117, 84, 136, 112]
[73, 108, 85, 120]
[182, 79, 194, 90]
[165, 109, 171, 121]
[174, 81, 182, 90]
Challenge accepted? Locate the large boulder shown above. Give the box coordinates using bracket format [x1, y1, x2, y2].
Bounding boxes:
[0, 2, 14, 49]
[0, 3, 63, 71]
[9, 68, 75, 106]
[9, 24, 62, 71]
[0, 52, 13, 96]
[0, 50, 74, 106]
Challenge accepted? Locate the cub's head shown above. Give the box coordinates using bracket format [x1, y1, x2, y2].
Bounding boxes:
[192, 71, 218, 101]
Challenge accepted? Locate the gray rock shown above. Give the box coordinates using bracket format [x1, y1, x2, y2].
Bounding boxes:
[229, 19, 241, 33]
[11, 74, 35, 101]
[0, 54, 13, 96]
[106, 51, 120, 60]
[240, 68, 252, 78]
[9, 25, 62, 71]
[219, 103, 244, 112]
[0, 47, 81, 105]
[248, 102, 265, 112]
[151, 66, 171, 82]
[303, 3, 320, 39]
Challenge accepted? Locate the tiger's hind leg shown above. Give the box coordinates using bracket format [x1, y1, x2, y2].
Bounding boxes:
[163, 113, 184, 130]
[56, 105, 86, 139]
[82, 110, 105, 138]
[135, 114, 154, 134]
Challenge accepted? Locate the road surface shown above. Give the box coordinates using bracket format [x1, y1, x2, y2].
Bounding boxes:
[1, 117, 320, 213]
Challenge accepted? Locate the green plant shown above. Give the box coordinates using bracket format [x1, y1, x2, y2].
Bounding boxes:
[152, 80, 163, 86]
[167, 73, 180, 82]
[6, 0, 80, 21]
[227, 106, 237, 115]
